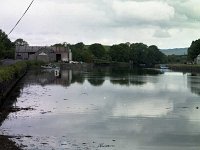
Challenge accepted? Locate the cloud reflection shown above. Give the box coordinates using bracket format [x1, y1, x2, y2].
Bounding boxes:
[2, 68, 200, 150]
[113, 99, 173, 118]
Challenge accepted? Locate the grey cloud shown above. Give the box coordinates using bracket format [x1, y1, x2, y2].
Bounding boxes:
[1, 0, 200, 48]
[153, 29, 171, 38]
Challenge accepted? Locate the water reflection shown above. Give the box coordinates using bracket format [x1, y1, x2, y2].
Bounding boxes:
[1, 68, 200, 150]
[24, 69, 72, 86]
[113, 99, 173, 118]
[187, 73, 200, 96]
[71, 70, 85, 84]
[0, 83, 22, 126]
[25, 67, 162, 87]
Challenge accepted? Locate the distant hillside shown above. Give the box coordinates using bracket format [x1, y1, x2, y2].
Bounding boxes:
[161, 48, 188, 56]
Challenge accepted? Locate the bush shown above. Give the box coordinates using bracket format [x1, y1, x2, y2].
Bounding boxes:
[0, 61, 27, 82]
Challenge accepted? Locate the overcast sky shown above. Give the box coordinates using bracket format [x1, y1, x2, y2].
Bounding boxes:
[0, 0, 200, 49]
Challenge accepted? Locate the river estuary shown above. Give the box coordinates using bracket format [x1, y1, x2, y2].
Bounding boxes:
[1, 67, 200, 150]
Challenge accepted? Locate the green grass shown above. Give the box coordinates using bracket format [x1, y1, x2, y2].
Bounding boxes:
[0, 61, 27, 82]
[25, 60, 45, 67]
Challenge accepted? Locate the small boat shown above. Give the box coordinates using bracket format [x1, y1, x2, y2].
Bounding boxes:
[41, 64, 53, 69]
[41, 63, 59, 69]
[160, 64, 169, 69]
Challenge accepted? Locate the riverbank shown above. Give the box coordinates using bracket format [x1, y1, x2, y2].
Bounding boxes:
[0, 136, 21, 150]
[168, 64, 200, 73]
[0, 61, 46, 150]
[0, 61, 27, 105]
[0, 61, 28, 150]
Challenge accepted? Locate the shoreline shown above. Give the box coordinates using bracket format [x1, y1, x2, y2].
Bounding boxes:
[0, 135, 22, 150]
[168, 64, 200, 73]
[0, 62, 28, 150]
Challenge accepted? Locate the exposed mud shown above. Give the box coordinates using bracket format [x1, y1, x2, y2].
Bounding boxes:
[0, 135, 21, 150]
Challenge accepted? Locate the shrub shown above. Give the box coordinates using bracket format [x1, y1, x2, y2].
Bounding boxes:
[0, 61, 27, 82]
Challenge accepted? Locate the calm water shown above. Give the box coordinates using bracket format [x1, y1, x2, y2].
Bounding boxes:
[1, 67, 200, 150]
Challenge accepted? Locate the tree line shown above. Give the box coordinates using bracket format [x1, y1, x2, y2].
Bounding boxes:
[0, 28, 167, 66]
[4, 28, 200, 65]
[66, 42, 166, 66]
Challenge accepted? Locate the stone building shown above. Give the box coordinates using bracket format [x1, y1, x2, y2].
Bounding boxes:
[15, 46, 72, 62]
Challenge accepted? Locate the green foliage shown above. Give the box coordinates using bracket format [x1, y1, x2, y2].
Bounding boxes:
[25, 60, 45, 67]
[188, 39, 200, 61]
[167, 55, 187, 64]
[82, 50, 93, 63]
[145, 45, 166, 65]
[109, 43, 166, 66]
[0, 60, 46, 83]
[0, 61, 27, 82]
[88, 43, 106, 59]
[109, 43, 130, 62]
[69, 42, 85, 61]
[0, 29, 14, 59]
[69, 42, 166, 66]
[130, 43, 147, 64]
[14, 38, 29, 46]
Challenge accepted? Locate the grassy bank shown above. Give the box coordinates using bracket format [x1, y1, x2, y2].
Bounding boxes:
[0, 61, 27, 82]
[0, 62, 28, 150]
[0, 60, 45, 100]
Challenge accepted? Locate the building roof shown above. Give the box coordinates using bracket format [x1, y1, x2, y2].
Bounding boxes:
[15, 46, 43, 52]
[15, 46, 70, 53]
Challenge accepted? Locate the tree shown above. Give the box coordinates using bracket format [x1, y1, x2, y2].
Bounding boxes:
[130, 43, 148, 64]
[188, 39, 200, 61]
[0, 29, 14, 59]
[145, 45, 164, 65]
[109, 43, 130, 62]
[88, 43, 106, 59]
[74, 42, 84, 50]
[70, 42, 85, 61]
[82, 50, 93, 63]
[14, 38, 29, 46]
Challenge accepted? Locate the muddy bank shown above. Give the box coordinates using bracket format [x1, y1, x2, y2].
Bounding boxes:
[0, 82, 24, 150]
[0, 136, 21, 150]
[0, 84, 23, 150]
[0, 62, 27, 150]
